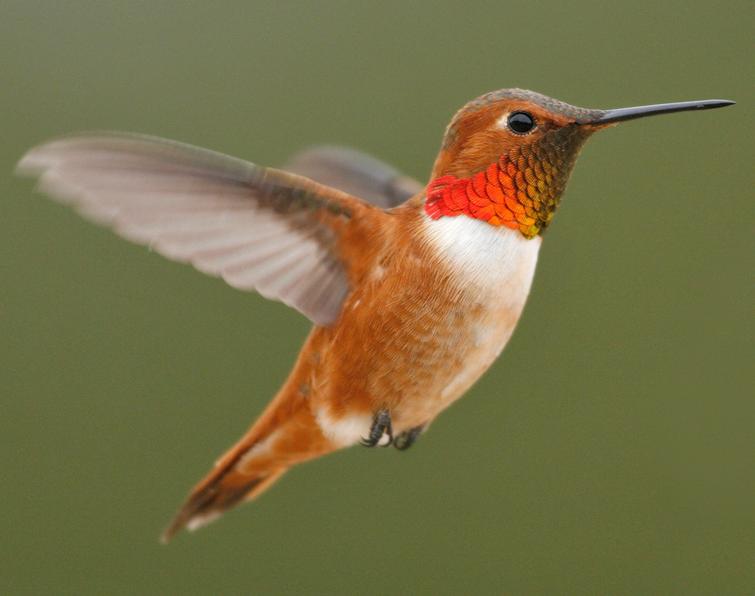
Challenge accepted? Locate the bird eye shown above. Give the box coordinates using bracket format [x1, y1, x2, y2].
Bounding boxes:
[507, 112, 536, 134]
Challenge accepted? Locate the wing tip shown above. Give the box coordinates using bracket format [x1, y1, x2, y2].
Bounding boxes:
[16, 147, 48, 178]
[14, 133, 108, 177]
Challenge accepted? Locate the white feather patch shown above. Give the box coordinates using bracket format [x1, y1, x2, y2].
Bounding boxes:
[421, 213, 541, 303]
[238, 430, 280, 470]
[315, 407, 372, 447]
[186, 511, 222, 532]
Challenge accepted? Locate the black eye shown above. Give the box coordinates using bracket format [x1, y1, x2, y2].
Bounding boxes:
[507, 111, 535, 134]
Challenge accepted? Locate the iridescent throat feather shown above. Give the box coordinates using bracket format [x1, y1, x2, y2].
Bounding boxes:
[425, 131, 586, 239]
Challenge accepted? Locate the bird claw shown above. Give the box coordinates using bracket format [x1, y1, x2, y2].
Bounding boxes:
[360, 409, 393, 447]
[393, 425, 425, 451]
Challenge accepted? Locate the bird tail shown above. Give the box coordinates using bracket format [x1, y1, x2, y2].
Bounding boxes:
[161, 386, 332, 543]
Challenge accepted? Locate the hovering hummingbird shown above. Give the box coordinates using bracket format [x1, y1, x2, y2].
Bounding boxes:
[17, 89, 733, 542]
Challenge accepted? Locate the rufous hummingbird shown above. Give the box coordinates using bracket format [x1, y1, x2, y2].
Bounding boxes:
[17, 89, 733, 542]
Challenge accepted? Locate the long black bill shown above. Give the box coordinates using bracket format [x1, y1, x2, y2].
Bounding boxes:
[582, 99, 735, 124]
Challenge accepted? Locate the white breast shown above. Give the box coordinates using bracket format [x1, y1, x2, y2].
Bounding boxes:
[421, 214, 541, 309]
[416, 214, 542, 413]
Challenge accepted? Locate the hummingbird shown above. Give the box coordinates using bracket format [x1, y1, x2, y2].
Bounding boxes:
[16, 89, 733, 542]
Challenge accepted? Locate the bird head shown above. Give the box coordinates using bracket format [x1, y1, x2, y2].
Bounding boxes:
[426, 89, 733, 238]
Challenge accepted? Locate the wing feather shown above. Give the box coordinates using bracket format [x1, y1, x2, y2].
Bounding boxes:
[17, 133, 376, 326]
[284, 145, 423, 208]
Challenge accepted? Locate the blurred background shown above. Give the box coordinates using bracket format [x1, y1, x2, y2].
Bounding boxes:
[1, 1, 752, 594]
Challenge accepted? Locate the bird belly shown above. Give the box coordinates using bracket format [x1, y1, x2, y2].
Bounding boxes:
[390, 306, 521, 430]
[389, 216, 542, 429]
[312, 215, 541, 440]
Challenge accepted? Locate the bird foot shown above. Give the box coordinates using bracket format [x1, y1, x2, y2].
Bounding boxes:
[361, 409, 393, 447]
[393, 425, 425, 451]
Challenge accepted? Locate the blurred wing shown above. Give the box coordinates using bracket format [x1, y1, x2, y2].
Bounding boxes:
[284, 145, 423, 208]
[17, 133, 376, 326]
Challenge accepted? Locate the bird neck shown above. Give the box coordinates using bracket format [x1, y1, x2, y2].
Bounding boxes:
[424, 152, 562, 239]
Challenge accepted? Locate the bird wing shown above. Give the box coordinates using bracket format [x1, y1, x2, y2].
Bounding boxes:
[17, 133, 382, 326]
[283, 145, 423, 208]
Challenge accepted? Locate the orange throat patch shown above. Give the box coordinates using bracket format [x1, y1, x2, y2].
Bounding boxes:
[425, 155, 560, 239]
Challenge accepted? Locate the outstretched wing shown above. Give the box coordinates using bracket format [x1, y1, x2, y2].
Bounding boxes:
[17, 133, 379, 326]
[284, 145, 423, 209]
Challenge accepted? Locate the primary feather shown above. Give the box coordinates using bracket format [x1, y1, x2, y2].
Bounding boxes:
[17, 133, 372, 326]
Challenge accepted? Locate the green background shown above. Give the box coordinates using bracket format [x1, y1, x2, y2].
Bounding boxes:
[1, 1, 752, 594]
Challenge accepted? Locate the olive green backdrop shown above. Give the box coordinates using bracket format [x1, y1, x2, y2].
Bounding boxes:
[1, 1, 752, 594]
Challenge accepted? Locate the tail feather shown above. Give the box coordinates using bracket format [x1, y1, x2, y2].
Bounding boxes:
[161, 390, 332, 543]
[161, 467, 283, 542]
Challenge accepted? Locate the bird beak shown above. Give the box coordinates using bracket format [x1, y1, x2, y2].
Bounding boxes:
[579, 99, 735, 125]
